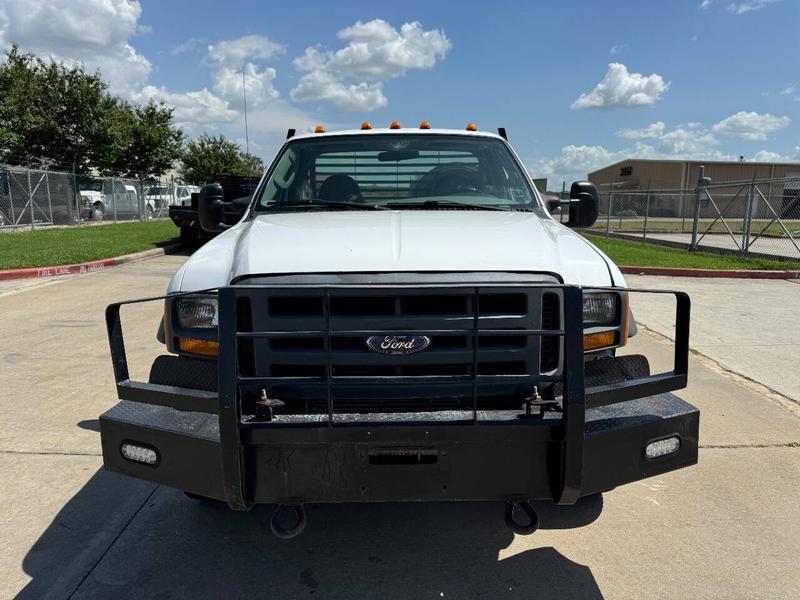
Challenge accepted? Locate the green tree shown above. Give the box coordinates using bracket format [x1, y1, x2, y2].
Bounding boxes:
[240, 152, 266, 178]
[103, 100, 183, 179]
[180, 134, 264, 185]
[0, 46, 182, 177]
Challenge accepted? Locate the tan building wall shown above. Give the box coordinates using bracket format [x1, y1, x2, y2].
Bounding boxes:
[589, 158, 800, 191]
[588, 159, 800, 218]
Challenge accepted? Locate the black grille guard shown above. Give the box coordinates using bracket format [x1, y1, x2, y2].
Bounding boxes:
[106, 284, 690, 508]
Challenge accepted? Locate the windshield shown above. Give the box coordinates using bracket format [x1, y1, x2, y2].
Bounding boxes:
[254, 134, 540, 211]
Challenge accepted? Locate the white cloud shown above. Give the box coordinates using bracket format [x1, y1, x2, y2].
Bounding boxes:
[291, 70, 387, 112]
[700, 0, 780, 12]
[328, 20, 451, 80]
[133, 85, 237, 128]
[0, 0, 151, 95]
[727, 0, 779, 14]
[617, 121, 722, 156]
[207, 34, 284, 69]
[711, 111, 791, 140]
[290, 19, 451, 112]
[750, 150, 785, 162]
[531, 144, 626, 185]
[616, 121, 667, 139]
[609, 44, 626, 56]
[213, 63, 279, 108]
[571, 63, 669, 110]
[779, 85, 796, 96]
[171, 37, 206, 56]
[531, 118, 797, 185]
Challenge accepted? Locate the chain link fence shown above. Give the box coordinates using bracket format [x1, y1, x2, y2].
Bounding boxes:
[588, 176, 800, 262]
[0, 165, 197, 230]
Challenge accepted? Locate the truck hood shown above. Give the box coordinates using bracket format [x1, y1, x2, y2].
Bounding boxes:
[170, 211, 624, 292]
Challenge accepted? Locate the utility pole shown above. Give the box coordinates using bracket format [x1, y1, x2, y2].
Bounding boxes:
[242, 70, 250, 156]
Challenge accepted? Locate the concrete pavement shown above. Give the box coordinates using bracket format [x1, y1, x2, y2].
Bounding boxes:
[626, 274, 800, 402]
[1, 256, 799, 599]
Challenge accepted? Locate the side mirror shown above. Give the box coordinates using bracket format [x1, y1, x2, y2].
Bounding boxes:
[197, 183, 228, 233]
[567, 181, 599, 228]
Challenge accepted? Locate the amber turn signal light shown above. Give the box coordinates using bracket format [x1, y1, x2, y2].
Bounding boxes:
[583, 331, 616, 352]
[178, 337, 219, 357]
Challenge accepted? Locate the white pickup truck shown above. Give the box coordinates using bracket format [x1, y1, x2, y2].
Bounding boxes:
[100, 123, 698, 538]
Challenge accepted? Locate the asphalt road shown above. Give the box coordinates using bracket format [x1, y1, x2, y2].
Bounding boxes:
[1, 255, 799, 599]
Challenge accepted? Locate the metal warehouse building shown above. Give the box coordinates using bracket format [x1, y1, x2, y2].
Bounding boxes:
[587, 158, 800, 218]
[588, 158, 800, 191]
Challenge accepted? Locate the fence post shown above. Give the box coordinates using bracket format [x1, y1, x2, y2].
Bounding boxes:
[8, 167, 16, 225]
[45, 171, 53, 225]
[72, 164, 80, 226]
[741, 181, 755, 257]
[642, 181, 651, 245]
[111, 176, 117, 222]
[26, 159, 34, 231]
[690, 166, 708, 251]
[605, 183, 612, 238]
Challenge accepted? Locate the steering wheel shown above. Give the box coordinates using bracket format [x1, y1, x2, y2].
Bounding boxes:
[414, 164, 481, 197]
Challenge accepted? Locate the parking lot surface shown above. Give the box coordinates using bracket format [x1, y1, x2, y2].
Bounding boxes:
[1, 256, 799, 599]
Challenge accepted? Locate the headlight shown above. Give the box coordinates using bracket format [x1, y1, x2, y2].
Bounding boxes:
[176, 296, 218, 328]
[583, 292, 618, 325]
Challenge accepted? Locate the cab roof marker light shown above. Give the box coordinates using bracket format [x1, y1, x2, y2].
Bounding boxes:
[314, 124, 326, 133]
[419, 120, 431, 129]
[360, 121, 372, 130]
[389, 121, 401, 129]
[466, 122, 477, 131]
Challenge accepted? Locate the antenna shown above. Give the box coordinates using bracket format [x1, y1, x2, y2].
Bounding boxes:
[242, 70, 250, 156]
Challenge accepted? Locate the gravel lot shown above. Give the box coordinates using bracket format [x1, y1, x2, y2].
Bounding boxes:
[1, 255, 798, 600]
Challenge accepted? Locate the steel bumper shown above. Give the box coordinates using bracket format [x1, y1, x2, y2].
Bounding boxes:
[100, 392, 698, 506]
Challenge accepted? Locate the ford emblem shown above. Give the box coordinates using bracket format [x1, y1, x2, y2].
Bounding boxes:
[366, 335, 431, 355]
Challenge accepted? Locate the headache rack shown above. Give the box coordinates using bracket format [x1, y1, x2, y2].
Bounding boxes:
[106, 283, 690, 509]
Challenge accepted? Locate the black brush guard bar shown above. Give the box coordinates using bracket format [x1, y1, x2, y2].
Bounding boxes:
[106, 284, 690, 509]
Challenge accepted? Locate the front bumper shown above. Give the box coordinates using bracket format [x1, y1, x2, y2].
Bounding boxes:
[102, 282, 696, 509]
[100, 393, 698, 504]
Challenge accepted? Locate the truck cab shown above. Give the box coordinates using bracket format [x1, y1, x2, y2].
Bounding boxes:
[100, 124, 698, 538]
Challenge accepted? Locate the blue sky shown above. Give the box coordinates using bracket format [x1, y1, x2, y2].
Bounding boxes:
[1, 0, 798, 185]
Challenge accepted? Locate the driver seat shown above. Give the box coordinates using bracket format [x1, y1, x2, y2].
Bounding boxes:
[318, 174, 363, 203]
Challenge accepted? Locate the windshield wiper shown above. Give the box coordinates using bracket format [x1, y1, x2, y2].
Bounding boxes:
[265, 199, 387, 211]
[386, 199, 510, 211]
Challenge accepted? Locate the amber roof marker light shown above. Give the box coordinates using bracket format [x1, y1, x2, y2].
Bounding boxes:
[419, 121, 431, 129]
[360, 121, 372, 130]
[466, 122, 477, 131]
[389, 121, 401, 129]
[314, 124, 326, 133]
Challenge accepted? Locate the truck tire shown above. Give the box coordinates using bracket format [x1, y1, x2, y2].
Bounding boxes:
[179, 225, 199, 248]
[92, 202, 105, 221]
[183, 491, 225, 505]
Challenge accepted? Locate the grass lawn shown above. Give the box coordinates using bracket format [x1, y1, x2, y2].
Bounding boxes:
[0, 220, 179, 269]
[584, 234, 800, 270]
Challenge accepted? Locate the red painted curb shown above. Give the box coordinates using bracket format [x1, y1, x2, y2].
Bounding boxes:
[620, 265, 800, 279]
[0, 244, 182, 282]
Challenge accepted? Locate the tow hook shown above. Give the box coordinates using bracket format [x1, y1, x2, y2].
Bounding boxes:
[256, 389, 285, 421]
[270, 503, 307, 539]
[504, 500, 539, 535]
